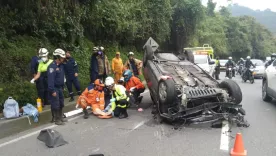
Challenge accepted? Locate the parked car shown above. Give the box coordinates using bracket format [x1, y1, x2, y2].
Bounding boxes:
[142, 39, 249, 127]
[262, 60, 276, 102]
[251, 59, 265, 78]
[219, 59, 228, 70]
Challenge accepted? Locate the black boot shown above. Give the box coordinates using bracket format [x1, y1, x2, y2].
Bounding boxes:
[55, 110, 64, 125]
[119, 109, 128, 119]
[83, 109, 89, 119]
[50, 108, 55, 123]
[69, 96, 74, 102]
[77, 91, 81, 96]
[60, 109, 68, 122]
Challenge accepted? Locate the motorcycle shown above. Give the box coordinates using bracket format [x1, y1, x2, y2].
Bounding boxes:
[237, 64, 244, 75]
[242, 67, 255, 84]
[226, 66, 233, 79]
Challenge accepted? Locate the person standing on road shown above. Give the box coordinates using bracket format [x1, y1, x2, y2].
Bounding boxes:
[105, 77, 129, 119]
[265, 53, 276, 68]
[90, 46, 99, 83]
[112, 52, 124, 84]
[47, 48, 68, 125]
[77, 79, 112, 119]
[30, 48, 42, 99]
[30, 48, 53, 107]
[124, 52, 143, 77]
[225, 57, 235, 77]
[123, 70, 145, 112]
[64, 51, 81, 102]
[214, 57, 220, 80]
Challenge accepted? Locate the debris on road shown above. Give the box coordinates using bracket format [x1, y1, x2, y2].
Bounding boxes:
[37, 129, 68, 148]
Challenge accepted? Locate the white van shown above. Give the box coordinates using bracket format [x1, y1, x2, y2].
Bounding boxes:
[194, 54, 215, 76]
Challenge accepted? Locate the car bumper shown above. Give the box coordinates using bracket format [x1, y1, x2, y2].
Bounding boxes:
[253, 72, 264, 78]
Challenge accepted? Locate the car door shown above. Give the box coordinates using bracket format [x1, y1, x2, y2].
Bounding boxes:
[266, 60, 276, 94]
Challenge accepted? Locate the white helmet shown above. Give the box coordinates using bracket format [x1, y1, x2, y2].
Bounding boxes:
[38, 48, 49, 57]
[128, 52, 134, 56]
[229, 57, 232, 60]
[99, 46, 104, 51]
[93, 47, 99, 52]
[53, 48, 66, 58]
[105, 76, 115, 86]
[247, 56, 251, 59]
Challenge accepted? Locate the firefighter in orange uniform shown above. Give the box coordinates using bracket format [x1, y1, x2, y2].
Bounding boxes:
[77, 79, 112, 119]
[123, 70, 145, 111]
[112, 52, 124, 84]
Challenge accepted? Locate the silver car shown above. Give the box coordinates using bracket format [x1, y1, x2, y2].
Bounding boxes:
[251, 59, 265, 78]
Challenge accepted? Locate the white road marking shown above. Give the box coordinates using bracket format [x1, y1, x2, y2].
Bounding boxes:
[220, 120, 230, 151]
[0, 114, 81, 149]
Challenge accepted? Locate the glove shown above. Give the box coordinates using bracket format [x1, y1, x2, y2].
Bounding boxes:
[110, 98, 116, 102]
[30, 79, 35, 84]
[64, 77, 66, 83]
[130, 87, 136, 92]
[75, 104, 79, 109]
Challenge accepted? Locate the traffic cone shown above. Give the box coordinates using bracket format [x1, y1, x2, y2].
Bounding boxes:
[230, 133, 247, 156]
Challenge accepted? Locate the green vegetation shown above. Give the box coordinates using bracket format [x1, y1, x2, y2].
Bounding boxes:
[0, 0, 276, 109]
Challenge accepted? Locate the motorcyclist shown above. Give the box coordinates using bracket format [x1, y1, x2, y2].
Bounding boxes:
[243, 56, 256, 78]
[265, 53, 276, 68]
[237, 58, 244, 66]
[225, 57, 235, 77]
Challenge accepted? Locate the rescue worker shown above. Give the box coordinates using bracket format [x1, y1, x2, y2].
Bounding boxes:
[90, 46, 99, 83]
[265, 53, 276, 68]
[225, 56, 235, 77]
[244, 56, 256, 78]
[90, 46, 111, 82]
[214, 57, 220, 80]
[77, 79, 112, 119]
[30, 48, 42, 98]
[64, 51, 81, 102]
[112, 52, 124, 84]
[30, 48, 53, 107]
[47, 48, 68, 125]
[123, 70, 145, 112]
[124, 52, 143, 77]
[105, 77, 129, 119]
[118, 77, 125, 85]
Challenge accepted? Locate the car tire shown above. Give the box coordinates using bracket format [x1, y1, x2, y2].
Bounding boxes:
[219, 79, 242, 104]
[262, 80, 272, 102]
[157, 79, 176, 113]
[143, 45, 154, 66]
[185, 50, 194, 63]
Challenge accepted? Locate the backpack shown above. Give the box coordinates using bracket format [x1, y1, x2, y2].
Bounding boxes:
[3, 97, 20, 119]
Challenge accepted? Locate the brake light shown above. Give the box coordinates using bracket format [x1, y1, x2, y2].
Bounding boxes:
[160, 75, 172, 80]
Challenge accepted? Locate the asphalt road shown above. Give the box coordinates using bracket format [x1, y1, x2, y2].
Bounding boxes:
[0, 73, 276, 156]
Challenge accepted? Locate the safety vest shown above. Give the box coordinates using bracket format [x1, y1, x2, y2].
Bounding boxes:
[38, 59, 53, 73]
[111, 84, 129, 110]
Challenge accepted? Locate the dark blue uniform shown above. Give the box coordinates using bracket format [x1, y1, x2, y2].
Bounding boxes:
[90, 53, 98, 83]
[31, 56, 42, 98]
[47, 61, 65, 110]
[63, 57, 81, 97]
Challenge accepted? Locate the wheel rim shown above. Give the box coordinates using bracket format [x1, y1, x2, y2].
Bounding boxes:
[159, 82, 167, 101]
[262, 82, 267, 99]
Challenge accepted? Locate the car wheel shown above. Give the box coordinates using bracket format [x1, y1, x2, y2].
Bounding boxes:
[262, 80, 272, 102]
[219, 79, 242, 104]
[157, 79, 176, 113]
[185, 50, 194, 63]
[143, 45, 154, 66]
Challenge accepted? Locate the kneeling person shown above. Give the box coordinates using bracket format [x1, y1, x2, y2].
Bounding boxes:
[77, 79, 112, 119]
[105, 77, 129, 119]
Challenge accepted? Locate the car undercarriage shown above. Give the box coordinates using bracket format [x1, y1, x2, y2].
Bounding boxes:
[142, 42, 249, 127]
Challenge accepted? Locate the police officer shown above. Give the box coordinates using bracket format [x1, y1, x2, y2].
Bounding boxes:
[214, 57, 220, 80]
[265, 53, 276, 68]
[30, 48, 42, 98]
[244, 56, 256, 78]
[47, 48, 68, 125]
[64, 51, 81, 102]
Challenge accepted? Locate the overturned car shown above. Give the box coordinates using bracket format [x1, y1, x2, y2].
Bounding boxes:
[142, 41, 249, 127]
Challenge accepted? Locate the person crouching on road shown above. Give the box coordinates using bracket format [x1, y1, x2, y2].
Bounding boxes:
[77, 79, 112, 119]
[104, 77, 129, 119]
[47, 48, 68, 125]
[123, 70, 145, 112]
[64, 51, 81, 102]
